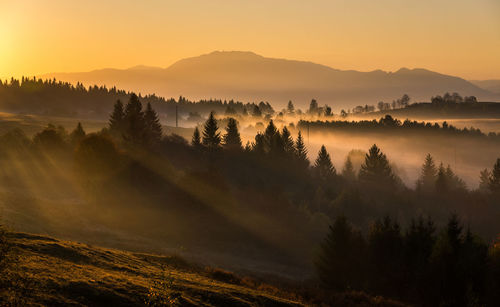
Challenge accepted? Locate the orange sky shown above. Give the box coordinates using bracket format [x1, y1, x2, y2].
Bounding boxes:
[1, 0, 499, 80]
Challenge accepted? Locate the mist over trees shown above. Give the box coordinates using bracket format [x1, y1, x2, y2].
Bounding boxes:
[0, 93, 499, 306]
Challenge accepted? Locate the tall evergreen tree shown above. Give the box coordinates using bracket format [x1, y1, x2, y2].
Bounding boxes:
[295, 131, 309, 168]
[417, 154, 438, 192]
[490, 158, 500, 192]
[281, 127, 295, 156]
[287, 100, 295, 115]
[191, 127, 201, 148]
[342, 156, 356, 181]
[314, 145, 335, 178]
[222, 118, 242, 150]
[70, 122, 86, 146]
[436, 163, 448, 193]
[109, 99, 125, 136]
[202, 111, 221, 149]
[123, 93, 145, 145]
[479, 169, 491, 192]
[144, 102, 162, 145]
[315, 215, 365, 290]
[359, 144, 394, 184]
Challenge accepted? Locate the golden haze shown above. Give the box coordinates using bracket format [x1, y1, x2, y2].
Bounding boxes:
[0, 0, 499, 80]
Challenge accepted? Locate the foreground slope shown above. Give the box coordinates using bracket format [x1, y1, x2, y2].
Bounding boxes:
[4, 232, 405, 306]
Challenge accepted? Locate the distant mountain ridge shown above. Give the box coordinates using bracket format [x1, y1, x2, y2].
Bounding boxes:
[40, 51, 498, 109]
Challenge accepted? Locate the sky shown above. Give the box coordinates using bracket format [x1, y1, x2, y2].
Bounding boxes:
[1, 0, 499, 80]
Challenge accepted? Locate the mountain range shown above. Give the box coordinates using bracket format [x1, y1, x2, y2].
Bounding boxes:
[41, 51, 499, 110]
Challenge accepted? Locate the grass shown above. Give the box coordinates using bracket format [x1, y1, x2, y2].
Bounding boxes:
[0, 231, 408, 306]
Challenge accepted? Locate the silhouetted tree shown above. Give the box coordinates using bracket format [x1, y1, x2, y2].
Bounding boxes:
[287, 101, 295, 115]
[295, 131, 309, 168]
[417, 154, 437, 193]
[222, 118, 242, 150]
[314, 145, 335, 179]
[109, 99, 125, 137]
[342, 156, 356, 181]
[191, 127, 202, 148]
[123, 94, 145, 145]
[368, 216, 404, 295]
[479, 169, 491, 192]
[202, 112, 221, 149]
[316, 215, 365, 290]
[308, 99, 319, 115]
[281, 127, 295, 156]
[436, 163, 448, 193]
[144, 102, 162, 146]
[359, 144, 394, 185]
[70, 122, 86, 146]
[490, 158, 500, 193]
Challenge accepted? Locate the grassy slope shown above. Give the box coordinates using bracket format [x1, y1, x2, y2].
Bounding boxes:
[7, 232, 304, 306]
[4, 232, 406, 306]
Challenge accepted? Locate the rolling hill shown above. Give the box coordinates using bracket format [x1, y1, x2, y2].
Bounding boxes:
[41, 51, 498, 110]
[2, 231, 406, 306]
[470, 80, 500, 95]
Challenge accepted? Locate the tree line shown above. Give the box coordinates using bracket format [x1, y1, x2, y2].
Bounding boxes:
[299, 114, 500, 140]
[0, 94, 499, 305]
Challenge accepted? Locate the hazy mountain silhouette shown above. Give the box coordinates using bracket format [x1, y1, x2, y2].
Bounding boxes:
[470, 80, 500, 95]
[41, 51, 497, 109]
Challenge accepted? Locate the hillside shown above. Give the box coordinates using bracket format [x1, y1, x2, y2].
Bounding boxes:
[41, 51, 497, 109]
[470, 80, 500, 94]
[2, 232, 405, 306]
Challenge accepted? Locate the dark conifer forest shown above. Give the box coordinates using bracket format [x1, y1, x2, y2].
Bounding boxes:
[0, 93, 498, 305]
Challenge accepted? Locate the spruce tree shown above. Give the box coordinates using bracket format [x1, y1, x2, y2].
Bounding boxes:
[192, 127, 202, 147]
[123, 93, 145, 145]
[479, 169, 491, 192]
[202, 111, 221, 149]
[70, 122, 86, 146]
[109, 99, 125, 136]
[295, 131, 309, 168]
[359, 144, 394, 184]
[314, 145, 335, 178]
[342, 156, 356, 181]
[281, 126, 295, 156]
[315, 215, 365, 290]
[287, 100, 295, 115]
[417, 154, 437, 192]
[436, 163, 448, 193]
[144, 102, 162, 145]
[490, 158, 500, 192]
[222, 118, 242, 150]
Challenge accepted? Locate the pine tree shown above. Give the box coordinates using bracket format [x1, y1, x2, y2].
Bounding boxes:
[359, 144, 394, 184]
[262, 120, 283, 155]
[109, 99, 125, 136]
[342, 156, 356, 181]
[222, 118, 242, 150]
[295, 131, 309, 168]
[70, 122, 86, 146]
[315, 215, 365, 289]
[202, 111, 221, 149]
[123, 93, 145, 145]
[287, 100, 295, 115]
[144, 102, 162, 145]
[478, 169, 491, 192]
[314, 145, 335, 179]
[281, 127, 295, 156]
[436, 163, 448, 193]
[417, 154, 437, 192]
[192, 127, 202, 148]
[490, 158, 500, 192]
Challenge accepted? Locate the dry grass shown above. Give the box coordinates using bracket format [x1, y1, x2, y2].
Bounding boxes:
[1, 232, 408, 306]
[4, 232, 304, 306]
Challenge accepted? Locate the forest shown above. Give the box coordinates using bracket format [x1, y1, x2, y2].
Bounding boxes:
[0, 93, 499, 306]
